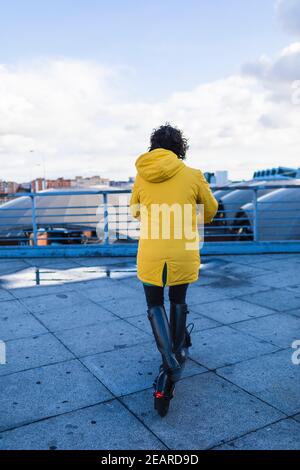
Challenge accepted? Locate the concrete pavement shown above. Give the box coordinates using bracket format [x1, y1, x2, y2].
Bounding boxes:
[0, 253, 300, 450]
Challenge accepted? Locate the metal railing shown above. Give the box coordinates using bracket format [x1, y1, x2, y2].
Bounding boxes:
[0, 185, 299, 257]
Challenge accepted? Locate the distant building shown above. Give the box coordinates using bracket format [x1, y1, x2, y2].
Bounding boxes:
[18, 183, 31, 193]
[0, 180, 19, 194]
[0, 181, 6, 193]
[2, 174, 136, 198]
[47, 178, 72, 189]
[7, 181, 19, 193]
[31, 177, 71, 191]
[71, 175, 110, 188]
[31, 178, 46, 192]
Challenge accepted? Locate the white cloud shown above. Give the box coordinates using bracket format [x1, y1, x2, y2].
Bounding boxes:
[243, 42, 300, 84]
[241, 42, 300, 130]
[276, 0, 300, 36]
[0, 53, 300, 183]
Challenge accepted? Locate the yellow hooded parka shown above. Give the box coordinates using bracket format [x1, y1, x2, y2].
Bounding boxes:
[130, 149, 218, 287]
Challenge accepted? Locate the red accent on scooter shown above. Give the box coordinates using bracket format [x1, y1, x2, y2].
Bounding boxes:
[154, 391, 165, 399]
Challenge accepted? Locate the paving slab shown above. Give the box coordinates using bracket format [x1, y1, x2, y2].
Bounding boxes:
[0, 400, 165, 450]
[191, 299, 275, 324]
[0, 260, 30, 276]
[286, 285, 300, 296]
[210, 279, 271, 298]
[217, 262, 269, 278]
[82, 342, 207, 396]
[80, 282, 140, 304]
[287, 308, 300, 318]
[251, 258, 300, 273]
[192, 269, 220, 287]
[115, 276, 141, 290]
[188, 285, 235, 305]
[0, 359, 112, 432]
[101, 295, 147, 319]
[74, 257, 136, 267]
[8, 283, 74, 299]
[190, 281, 270, 306]
[24, 259, 81, 269]
[120, 314, 152, 335]
[218, 349, 300, 415]
[231, 313, 300, 348]
[252, 271, 300, 289]
[121, 372, 283, 450]
[0, 300, 47, 341]
[189, 325, 278, 369]
[216, 419, 300, 450]
[55, 318, 152, 357]
[20, 289, 99, 314]
[0, 333, 74, 377]
[196, 277, 220, 287]
[21, 290, 116, 332]
[0, 258, 31, 262]
[0, 289, 15, 301]
[211, 254, 289, 265]
[240, 288, 300, 312]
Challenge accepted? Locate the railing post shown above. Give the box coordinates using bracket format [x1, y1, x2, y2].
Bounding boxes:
[31, 194, 38, 247]
[252, 189, 259, 242]
[103, 192, 109, 244]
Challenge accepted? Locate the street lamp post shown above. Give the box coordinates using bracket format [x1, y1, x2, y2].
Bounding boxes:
[30, 150, 47, 191]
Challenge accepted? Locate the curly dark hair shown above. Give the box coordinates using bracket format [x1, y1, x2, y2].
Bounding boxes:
[149, 123, 189, 160]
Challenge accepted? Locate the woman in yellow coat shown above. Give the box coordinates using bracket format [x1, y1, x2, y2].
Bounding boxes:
[130, 124, 218, 416]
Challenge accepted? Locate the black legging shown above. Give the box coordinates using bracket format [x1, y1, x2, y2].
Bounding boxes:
[143, 283, 189, 308]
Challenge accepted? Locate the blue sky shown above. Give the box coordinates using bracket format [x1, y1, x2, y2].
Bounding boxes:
[0, 0, 300, 181]
[0, 0, 287, 100]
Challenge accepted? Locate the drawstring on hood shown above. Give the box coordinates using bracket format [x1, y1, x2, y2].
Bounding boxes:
[135, 148, 185, 183]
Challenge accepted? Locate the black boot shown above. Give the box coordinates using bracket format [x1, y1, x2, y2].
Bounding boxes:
[170, 303, 192, 367]
[148, 305, 181, 382]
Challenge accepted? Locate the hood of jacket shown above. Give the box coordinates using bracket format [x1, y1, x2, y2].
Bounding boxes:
[135, 148, 185, 183]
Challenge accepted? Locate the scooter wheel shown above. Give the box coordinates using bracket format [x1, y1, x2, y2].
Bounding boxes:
[154, 393, 170, 417]
[153, 370, 175, 417]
